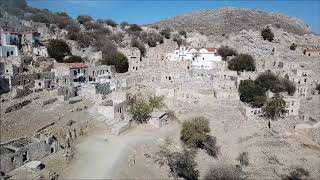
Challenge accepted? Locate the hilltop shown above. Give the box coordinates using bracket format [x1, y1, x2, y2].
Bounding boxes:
[150, 7, 312, 36]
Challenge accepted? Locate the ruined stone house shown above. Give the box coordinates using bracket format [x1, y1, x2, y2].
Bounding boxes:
[303, 48, 320, 56]
[0, 134, 59, 175]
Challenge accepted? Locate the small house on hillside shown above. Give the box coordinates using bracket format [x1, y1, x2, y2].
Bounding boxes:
[149, 111, 168, 128]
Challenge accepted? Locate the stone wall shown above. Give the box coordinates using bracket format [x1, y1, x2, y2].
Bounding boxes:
[0, 134, 59, 174]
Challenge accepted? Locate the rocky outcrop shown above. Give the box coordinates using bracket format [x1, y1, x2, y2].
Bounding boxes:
[150, 7, 312, 36]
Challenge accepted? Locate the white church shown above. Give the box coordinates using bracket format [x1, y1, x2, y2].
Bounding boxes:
[0, 29, 19, 58]
[167, 45, 223, 70]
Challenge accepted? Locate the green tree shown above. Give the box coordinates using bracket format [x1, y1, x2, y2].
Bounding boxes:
[77, 15, 93, 24]
[217, 46, 238, 61]
[180, 117, 210, 148]
[202, 135, 220, 158]
[101, 52, 128, 73]
[282, 78, 296, 95]
[262, 93, 286, 120]
[255, 71, 281, 92]
[128, 24, 142, 32]
[290, 43, 297, 51]
[168, 149, 199, 180]
[64, 55, 84, 63]
[228, 54, 256, 72]
[131, 38, 146, 57]
[144, 31, 164, 47]
[173, 34, 185, 46]
[282, 167, 309, 180]
[316, 84, 320, 93]
[148, 95, 165, 111]
[238, 80, 267, 108]
[47, 39, 71, 62]
[160, 28, 171, 39]
[128, 98, 152, 124]
[104, 19, 118, 27]
[261, 27, 274, 42]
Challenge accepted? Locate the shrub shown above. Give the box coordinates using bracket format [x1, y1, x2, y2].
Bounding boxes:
[282, 167, 309, 180]
[228, 54, 256, 72]
[261, 27, 274, 42]
[316, 84, 320, 92]
[128, 97, 152, 124]
[94, 37, 117, 58]
[56, 12, 71, 19]
[131, 38, 146, 57]
[168, 149, 199, 180]
[104, 19, 117, 27]
[120, 21, 129, 28]
[236, 152, 249, 167]
[160, 28, 171, 39]
[47, 39, 71, 62]
[77, 15, 93, 24]
[204, 166, 241, 180]
[64, 55, 84, 63]
[255, 72, 280, 92]
[290, 43, 297, 51]
[109, 32, 125, 44]
[262, 93, 286, 120]
[148, 95, 165, 111]
[166, 110, 177, 121]
[144, 31, 164, 47]
[238, 80, 267, 108]
[217, 46, 238, 61]
[101, 52, 128, 73]
[173, 34, 185, 46]
[202, 135, 220, 158]
[254, 72, 295, 94]
[66, 23, 81, 34]
[77, 33, 93, 48]
[180, 117, 210, 148]
[83, 21, 103, 30]
[282, 78, 296, 95]
[128, 24, 142, 32]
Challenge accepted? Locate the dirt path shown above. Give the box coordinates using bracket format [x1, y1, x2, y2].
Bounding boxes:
[61, 124, 177, 179]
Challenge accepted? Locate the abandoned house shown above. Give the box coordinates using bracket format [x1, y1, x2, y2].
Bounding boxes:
[0, 134, 59, 175]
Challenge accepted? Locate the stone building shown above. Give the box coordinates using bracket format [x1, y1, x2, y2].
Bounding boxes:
[119, 47, 141, 73]
[283, 95, 301, 116]
[167, 46, 223, 70]
[267, 91, 301, 117]
[0, 29, 18, 57]
[149, 111, 168, 128]
[33, 79, 54, 91]
[20, 32, 33, 55]
[67, 40, 103, 63]
[7, 72, 54, 90]
[303, 48, 320, 56]
[51, 63, 89, 84]
[0, 134, 59, 175]
[242, 106, 263, 117]
[87, 65, 115, 82]
[33, 46, 48, 57]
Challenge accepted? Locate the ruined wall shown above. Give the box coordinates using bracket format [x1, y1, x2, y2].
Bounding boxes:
[0, 135, 59, 174]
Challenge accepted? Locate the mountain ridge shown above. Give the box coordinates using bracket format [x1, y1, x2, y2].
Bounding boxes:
[149, 7, 312, 36]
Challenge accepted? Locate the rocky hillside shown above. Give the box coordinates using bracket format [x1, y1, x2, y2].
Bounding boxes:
[150, 7, 312, 36]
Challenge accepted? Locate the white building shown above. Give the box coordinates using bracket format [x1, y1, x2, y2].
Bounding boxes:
[167, 46, 222, 70]
[0, 29, 18, 57]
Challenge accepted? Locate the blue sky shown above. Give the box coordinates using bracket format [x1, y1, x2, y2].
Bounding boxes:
[27, 0, 320, 32]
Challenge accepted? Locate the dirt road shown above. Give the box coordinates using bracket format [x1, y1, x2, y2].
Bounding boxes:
[61, 124, 177, 179]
